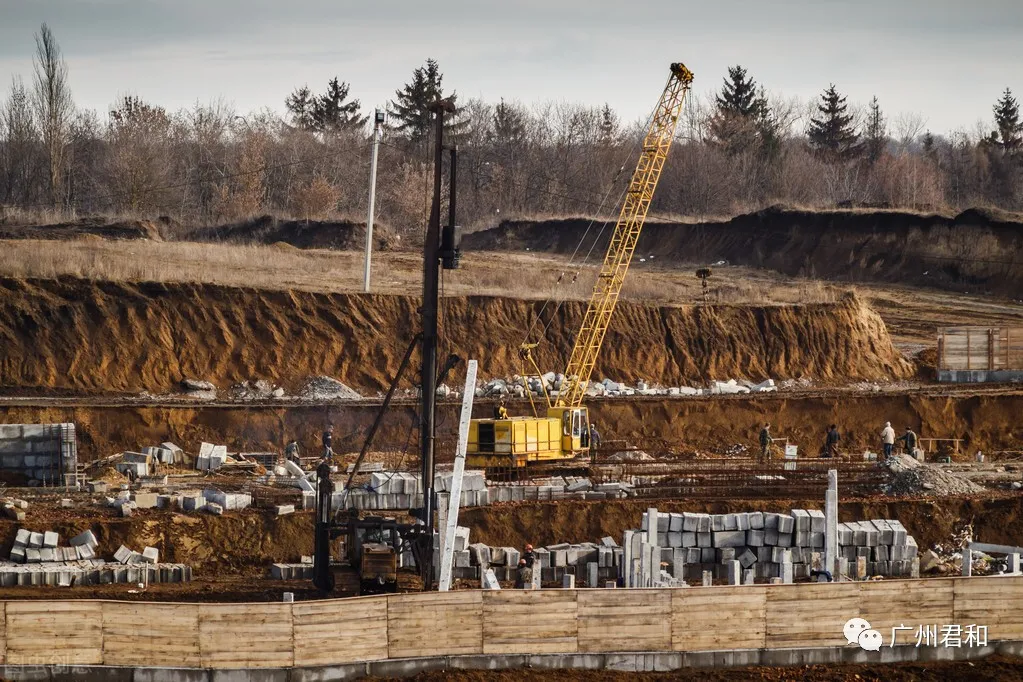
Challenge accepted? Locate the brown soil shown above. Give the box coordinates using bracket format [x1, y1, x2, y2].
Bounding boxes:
[187, 214, 399, 251]
[0, 277, 910, 395]
[387, 656, 1023, 681]
[0, 216, 164, 241]
[3, 389, 1023, 462]
[464, 207, 1023, 297]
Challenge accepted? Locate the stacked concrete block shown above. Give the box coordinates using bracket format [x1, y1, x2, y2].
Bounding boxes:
[0, 560, 190, 587]
[196, 442, 228, 471]
[837, 519, 917, 577]
[202, 488, 251, 511]
[627, 509, 921, 584]
[0, 423, 76, 484]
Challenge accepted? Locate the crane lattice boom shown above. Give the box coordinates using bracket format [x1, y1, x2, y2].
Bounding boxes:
[556, 62, 694, 408]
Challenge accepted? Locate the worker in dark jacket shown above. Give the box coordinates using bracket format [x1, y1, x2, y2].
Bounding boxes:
[897, 427, 918, 455]
[759, 423, 773, 461]
[824, 424, 840, 458]
[522, 543, 536, 568]
[493, 399, 508, 420]
[589, 423, 601, 450]
[322, 425, 334, 460]
[514, 559, 532, 589]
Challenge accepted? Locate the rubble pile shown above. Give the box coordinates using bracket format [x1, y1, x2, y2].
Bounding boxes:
[298, 376, 362, 401]
[885, 454, 986, 496]
[465, 375, 779, 400]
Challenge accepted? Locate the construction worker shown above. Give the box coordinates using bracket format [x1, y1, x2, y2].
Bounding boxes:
[759, 423, 773, 461]
[322, 425, 334, 460]
[493, 399, 508, 420]
[514, 558, 532, 589]
[284, 440, 300, 465]
[522, 543, 536, 568]
[880, 422, 896, 460]
[897, 426, 918, 456]
[589, 423, 601, 450]
[824, 424, 840, 458]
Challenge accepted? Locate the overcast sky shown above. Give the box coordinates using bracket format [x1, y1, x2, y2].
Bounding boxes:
[1, 0, 1020, 136]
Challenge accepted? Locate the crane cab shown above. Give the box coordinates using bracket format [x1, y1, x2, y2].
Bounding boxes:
[466, 407, 590, 469]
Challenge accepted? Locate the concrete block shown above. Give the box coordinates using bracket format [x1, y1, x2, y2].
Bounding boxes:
[791, 509, 810, 532]
[777, 515, 794, 533]
[29, 532, 43, 548]
[749, 511, 764, 530]
[726, 560, 741, 585]
[700, 548, 715, 563]
[668, 513, 683, 532]
[724, 514, 738, 531]
[77, 544, 96, 560]
[717, 548, 736, 563]
[275, 504, 295, 516]
[133, 492, 159, 509]
[87, 480, 108, 493]
[807, 509, 826, 533]
[667, 532, 682, 547]
[25, 548, 41, 563]
[14, 529, 30, 546]
[681, 513, 699, 532]
[205, 502, 224, 515]
[837, 523, 854, 545]
[711, 515, 726, 531]
[764, 529, 779, 545]
[712, 531, 746, 548]
[562, 574, 575, 589]
[696, 532, 712, 548]
[736, 513, 750, 531]
[781, 561, 793, 584]
[746, 530, 765, 547]
[737, 549, 757, 569]
[776, 532, 792, 547]
[681, 532, 696, 548]
[114, 545, 133, 564]
[142, 547, 159, 564]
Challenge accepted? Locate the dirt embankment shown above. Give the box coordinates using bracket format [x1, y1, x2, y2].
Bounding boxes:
[0, 215, 164, 241]
[4, 392, 1023, 462]
[0, 278, 911, 395]
[187, 214, 399, 251]
[464, 207, 1023, 296]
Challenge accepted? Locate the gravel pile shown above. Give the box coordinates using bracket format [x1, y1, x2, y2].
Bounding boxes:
[299, 376, 362, 401]
[885, 454, 986, 496]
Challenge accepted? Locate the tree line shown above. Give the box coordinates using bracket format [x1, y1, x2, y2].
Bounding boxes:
[1, 24, 1021, 240]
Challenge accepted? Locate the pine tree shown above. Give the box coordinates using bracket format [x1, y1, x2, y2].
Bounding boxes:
[389, 58, 455, 142]
[313, 78, 367, 133]
[922, 130, 937, 160]
[285, 78, 365, 134]
[990, 88, 1022, 154]
[808, 84, 860, 161]
[863, 96, 887, 164]
[708, 66, 773, 155]
[492, 98, 526, 146]
[285, 86, 317, 131]
[598, 103, 620, 144]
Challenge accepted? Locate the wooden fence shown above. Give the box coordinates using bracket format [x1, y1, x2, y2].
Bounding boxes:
[938, 327, 1023, 371]
[0, 576, 1020, 668]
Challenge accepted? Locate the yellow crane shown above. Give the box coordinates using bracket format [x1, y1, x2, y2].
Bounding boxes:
[466, 62, 694, 470]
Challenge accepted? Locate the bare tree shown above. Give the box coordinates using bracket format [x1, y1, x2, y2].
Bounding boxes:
[1, 76, 42, 207]
[31, 23, 74, 210]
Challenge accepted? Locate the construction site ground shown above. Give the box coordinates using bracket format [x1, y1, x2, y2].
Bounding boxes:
[0, 213, 1021, 682]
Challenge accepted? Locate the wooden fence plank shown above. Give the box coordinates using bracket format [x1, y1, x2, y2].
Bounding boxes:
[765, 583, 859, 649]
[293, 596, 388, 666]
[859, 580, 953, 647]
[673, 586, 766, 652]
[387, 592, 482, 659]
[199, 603, 294, 668]
[954, 577, 1023, 641]
[482, 590, 578, 654]
[6, 601, 103, 666]
[577, 589, 670, 653]
[102, 602, 200, 667]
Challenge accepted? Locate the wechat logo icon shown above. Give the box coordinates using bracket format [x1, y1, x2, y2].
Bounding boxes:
[844, 618, 883, 651]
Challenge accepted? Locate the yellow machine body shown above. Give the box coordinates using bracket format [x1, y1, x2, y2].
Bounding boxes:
[466, 407, 590, 468]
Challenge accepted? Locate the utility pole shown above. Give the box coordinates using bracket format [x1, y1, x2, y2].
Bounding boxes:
[363, 109, 385, 293]
[419, 98, 456, 590]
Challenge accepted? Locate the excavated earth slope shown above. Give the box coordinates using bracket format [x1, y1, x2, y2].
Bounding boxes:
[0, 278, 911, 395]
[464, 206, 1023, 296]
